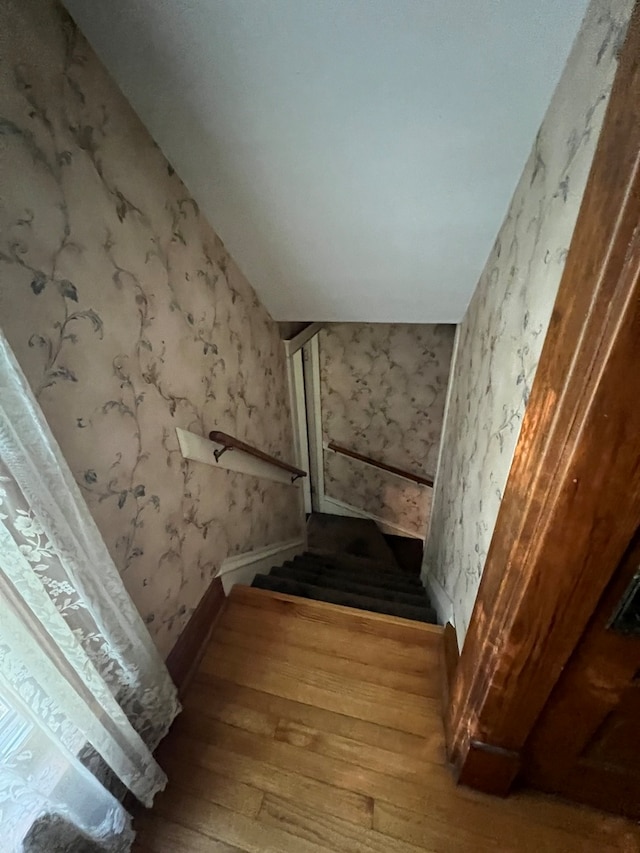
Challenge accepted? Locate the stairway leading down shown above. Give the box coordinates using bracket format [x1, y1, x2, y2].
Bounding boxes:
[252, 513, 438, 625]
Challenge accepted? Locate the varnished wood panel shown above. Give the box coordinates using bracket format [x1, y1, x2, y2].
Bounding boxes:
[135, 586, 640, 852]
[524, 531, 640, 816]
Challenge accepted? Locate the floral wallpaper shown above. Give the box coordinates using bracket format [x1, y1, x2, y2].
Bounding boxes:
[0, 0, 304, 657]
[319, 324, 455, 537]
[422, 0, 633, 642]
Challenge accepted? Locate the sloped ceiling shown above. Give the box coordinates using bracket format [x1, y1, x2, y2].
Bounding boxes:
[63, 0, 588, 322]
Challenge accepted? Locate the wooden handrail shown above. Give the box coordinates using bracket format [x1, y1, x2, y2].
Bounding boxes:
[208, 430, 307, 481]
[326, 441, 434, 488]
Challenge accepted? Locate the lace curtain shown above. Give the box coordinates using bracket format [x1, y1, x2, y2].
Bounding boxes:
[0, 330, 180, 852]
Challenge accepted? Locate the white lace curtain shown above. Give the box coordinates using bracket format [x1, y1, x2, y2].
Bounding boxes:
[0, 330, 180, 852]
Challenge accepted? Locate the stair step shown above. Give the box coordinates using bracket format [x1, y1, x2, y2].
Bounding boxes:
[287, 559, 426, 597]
[251, 575, 437, 624]
[230, 584, 442, 644]
[306, 547, 404, 578]
[299, 552, 424, 588]
[273, 565, 431, 607]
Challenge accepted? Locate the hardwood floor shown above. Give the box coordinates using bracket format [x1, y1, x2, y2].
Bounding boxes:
[134, 586, 640, 852]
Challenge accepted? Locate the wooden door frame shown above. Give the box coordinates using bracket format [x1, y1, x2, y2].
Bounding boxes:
[288, 348, 313, 514]
[523, 529, 640, 816]
[446, 6, 640, 795]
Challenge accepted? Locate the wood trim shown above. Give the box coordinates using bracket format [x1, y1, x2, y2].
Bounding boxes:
[304, 334, 325, 511]
[441, 622, 459, 711]
[522, 528, 640, 817]
[447, 6, 640, 793]
[165, 576, 226, 697]
[440, 622, 459, 750]
[291, 349, 312, 512]
[326, 441, 434, 487]
[458, 741, 521, 797]
[208, 431, 306, 479]
[426, 324, 460, 547]
[283, 322, 324, 357]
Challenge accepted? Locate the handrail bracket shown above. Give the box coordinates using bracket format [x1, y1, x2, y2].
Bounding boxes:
[208, 429, 307, 481]
[213, 444, 234, 463]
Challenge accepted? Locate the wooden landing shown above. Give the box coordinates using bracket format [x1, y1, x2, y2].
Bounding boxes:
[134, 587, 640, 852]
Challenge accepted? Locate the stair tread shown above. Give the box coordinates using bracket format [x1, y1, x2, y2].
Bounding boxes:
[286, 562, 426, 597]
[229, 584, 443, 642]
[299, 552, 423, 587]
[252, 575, 437, 624]
[271, 565, 431, 606]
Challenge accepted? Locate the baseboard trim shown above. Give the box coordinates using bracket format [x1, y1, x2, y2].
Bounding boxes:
[165, 575, 226, 698]
[320, 495, 425, 541]
[441, 621, 459, 753]
[422, 571, 454, 626]
[457, 739, 521, 796]
[217, 537, 306, 594]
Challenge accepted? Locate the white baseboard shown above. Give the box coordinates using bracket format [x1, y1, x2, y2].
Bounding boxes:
[320, 495, 425, 541]
[422, 571, 454, 627]
[218, 537, 306, 594]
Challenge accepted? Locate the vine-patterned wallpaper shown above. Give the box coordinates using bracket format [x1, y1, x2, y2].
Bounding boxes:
[0, 0, 303, 657]
[422, 0, 633, 641]
[319, 324, 455, 537]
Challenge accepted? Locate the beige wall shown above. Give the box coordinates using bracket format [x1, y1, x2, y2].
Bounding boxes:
[0, 0, 304, 657]
[319, 323, 455, 537]
[422, 0, 633, 642]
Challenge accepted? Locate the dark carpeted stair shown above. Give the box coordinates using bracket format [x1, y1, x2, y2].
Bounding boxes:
[252, 512, 437, 624]
[273, 562, 428, 605]
[293, 553, 425, 590]
[252, 570, 437, 623]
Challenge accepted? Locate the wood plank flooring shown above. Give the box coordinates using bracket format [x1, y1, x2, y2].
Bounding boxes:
[135, 586, 640, 852]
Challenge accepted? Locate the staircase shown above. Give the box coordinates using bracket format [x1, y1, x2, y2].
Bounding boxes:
[139, 560, 636, 852]
[251, 513, 437, 625]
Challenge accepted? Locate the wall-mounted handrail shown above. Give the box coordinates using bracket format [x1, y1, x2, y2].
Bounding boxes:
[326, 441, 434, 488]
[209, 430, 307, 482]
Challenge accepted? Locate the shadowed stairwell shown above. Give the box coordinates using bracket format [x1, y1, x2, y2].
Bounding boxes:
[131, 515, 640, 852]
[252, 514, 437, 624]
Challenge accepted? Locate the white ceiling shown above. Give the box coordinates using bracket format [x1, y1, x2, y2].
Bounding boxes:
[63, 0, 588, 323]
